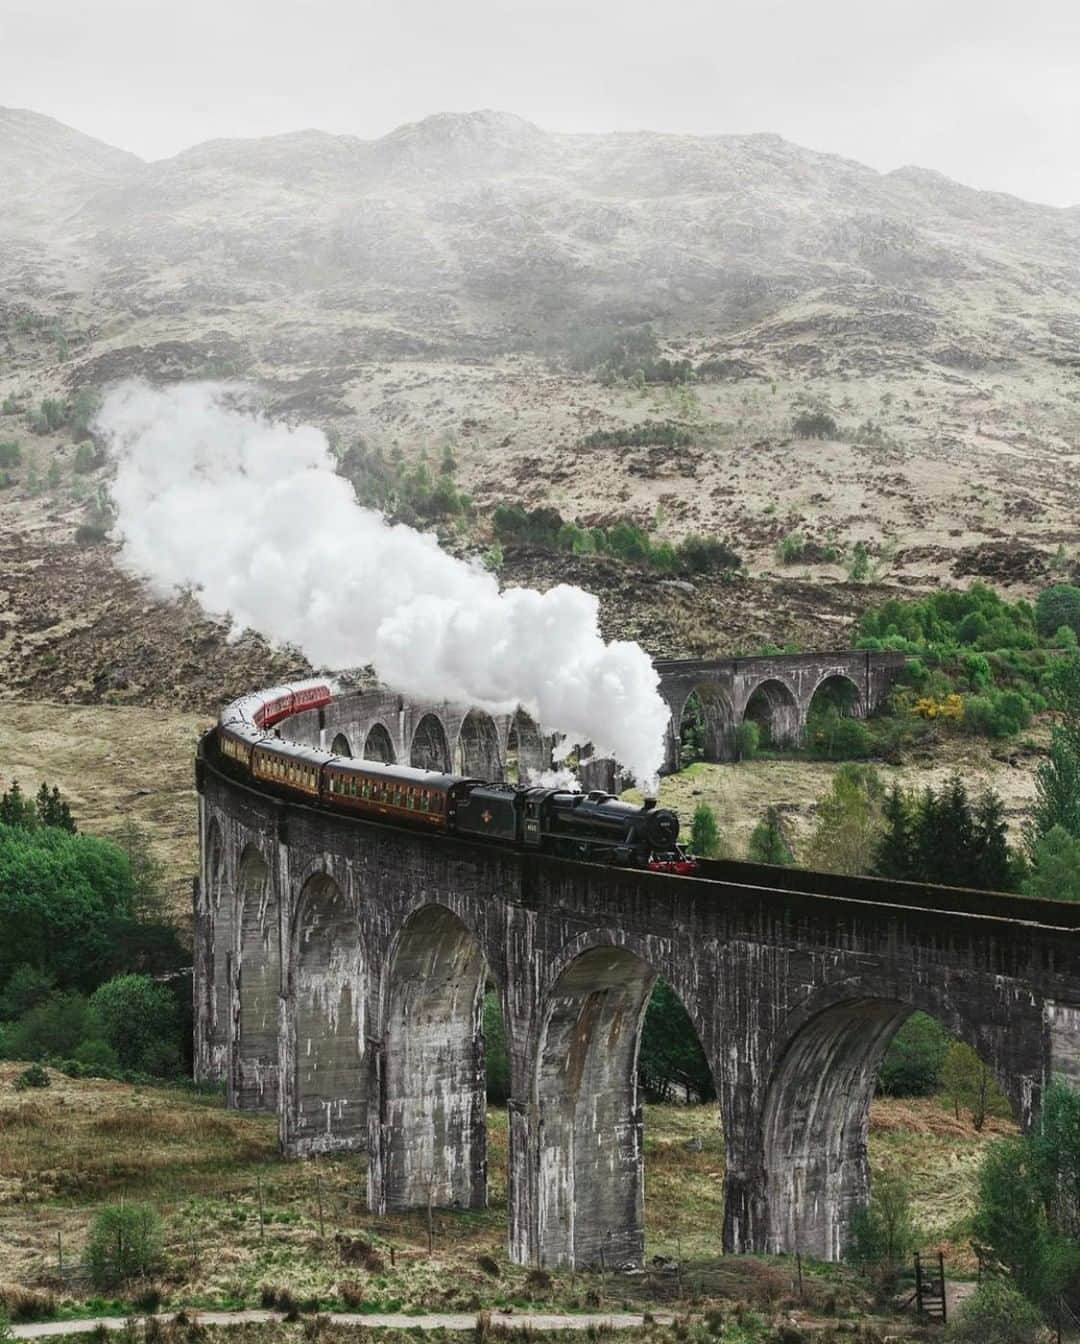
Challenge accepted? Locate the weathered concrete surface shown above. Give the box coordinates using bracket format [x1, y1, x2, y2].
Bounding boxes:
[196, 748, 1080, 1270]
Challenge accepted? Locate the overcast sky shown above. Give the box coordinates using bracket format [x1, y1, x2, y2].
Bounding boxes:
[4, 0, 1079, 206]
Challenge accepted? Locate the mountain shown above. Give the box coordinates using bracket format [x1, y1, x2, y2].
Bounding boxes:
[0, 107, 141, 226]
[1, 107, 1078, 708]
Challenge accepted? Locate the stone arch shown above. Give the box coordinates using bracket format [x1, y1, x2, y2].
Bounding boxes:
[331, 732, 352, 758]
[806, 673, 864, 719]
[291, 873, 365, 1151]
[760, 994, 1022, 1260]
[505, 709, 546, 784]
[678, 682, 737, 764]
[375, 903, 489, 1212]
[204, 818, 230, 1079]
[234, 842, 279, 1111]
[454, 709, 502, 779]
[410, 713, 451, 772]
[363, 722, 396, 764]
[531, 943, 717, 1269]
[743, 677, 800, 748]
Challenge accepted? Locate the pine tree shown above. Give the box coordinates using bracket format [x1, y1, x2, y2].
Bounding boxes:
[916, 775, 974, 887]
[0, 780, 35, 828]
[689, 802, 722, 858]
[748, 806, 794, 866]
[35, 783, 76, 833]
[873, 785, 915, 880]
[971, 789, 1016, 891]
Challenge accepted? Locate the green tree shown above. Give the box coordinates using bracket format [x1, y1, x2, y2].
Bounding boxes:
[873, 786, 915, 881]
[0, 823, 138, 991]
[1028, 655, 1080, 849]
[89, 974, 180, 1075]
[690, 802, 722, 858]
[941, 1041, 1008, 1130]
[85, 1203, 163, 1289]
[973, 1081, 1080, 1313]
[1024, 826, 1080, 901]
[805, 764, 884, 875]
[1035, 585, 1080, 641]
[734, 720, 759, 761]
[877, 1012, 950, 1096]
[845, 1171, 917, 1276]
[747, 807, 794, 865]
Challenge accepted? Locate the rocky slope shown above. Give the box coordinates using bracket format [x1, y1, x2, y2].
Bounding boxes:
[1, 106, 1078, 709]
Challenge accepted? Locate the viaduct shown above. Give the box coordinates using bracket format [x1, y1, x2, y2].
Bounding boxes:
[275, 649, 908, 784]
[195, 651, 1080, 1270]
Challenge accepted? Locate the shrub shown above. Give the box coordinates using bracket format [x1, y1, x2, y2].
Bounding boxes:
[75, 522, 109, 545]
[944, 1279, 1047, 1344]
[13, 1062, 51, 1090]
[792, 411, 837, 439]
[677, 534, 741, 574]
[805, 710, 872, 760]
[0, 441, 20, 467]
[581, 421, 693, 450]
[85, 1203, 163, 1289]
[775, 533, 805, 565]
[89, 974, 181, 1075]
[73, 442, 96, 473]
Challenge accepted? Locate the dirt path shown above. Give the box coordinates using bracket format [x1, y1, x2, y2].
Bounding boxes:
[11, 1309, 674, 1338]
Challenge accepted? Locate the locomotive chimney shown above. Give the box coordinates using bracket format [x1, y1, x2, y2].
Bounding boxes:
[643, 796, 657, 810]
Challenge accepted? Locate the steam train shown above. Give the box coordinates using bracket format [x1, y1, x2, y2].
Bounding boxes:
[208, 680, 696, 874]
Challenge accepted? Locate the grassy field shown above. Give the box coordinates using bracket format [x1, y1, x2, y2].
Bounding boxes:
[0, 1064, 1011, 1331]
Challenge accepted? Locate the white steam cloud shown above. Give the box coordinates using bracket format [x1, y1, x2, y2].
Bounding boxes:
[96, 381, 669, 785]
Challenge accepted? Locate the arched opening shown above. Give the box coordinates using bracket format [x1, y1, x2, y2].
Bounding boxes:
[743, 678, 800, 749]
[454, 709, 502, 779]
[410, 714, 450, 773]
[803, 674, 867, 758]
[363, 722, 396, 764]
[532, 947, 718, 1269]
[292, 873, 365, 1151]
[377, 905, 488, 1212]
[331, 732, 352, 758]
[234, 844, 279, 1112]
[204, 820, 230, 1081]
[504, 709, 545, 785]
[679, 684, 736, 765]
[761, 1000, 1017, 1262]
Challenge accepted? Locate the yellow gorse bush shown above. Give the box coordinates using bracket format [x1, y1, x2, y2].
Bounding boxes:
[913, 693, 964, 720]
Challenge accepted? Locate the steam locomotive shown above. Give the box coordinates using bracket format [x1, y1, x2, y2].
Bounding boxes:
[208, 680, 696, 874]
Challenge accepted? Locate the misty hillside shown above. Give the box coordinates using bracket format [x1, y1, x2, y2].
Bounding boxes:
[5, 105, 1080, 360]
[1, 106, 1079, 705]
